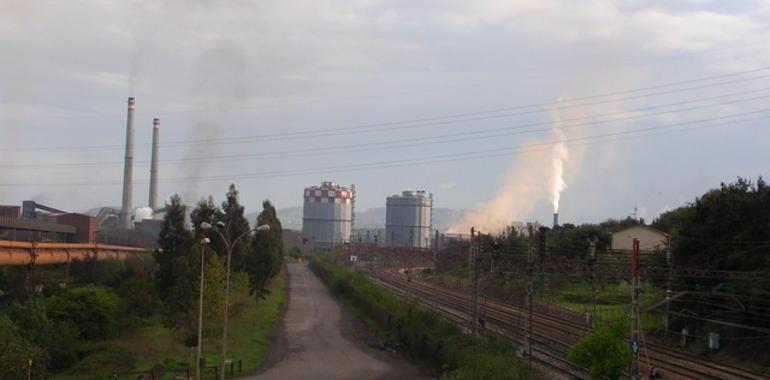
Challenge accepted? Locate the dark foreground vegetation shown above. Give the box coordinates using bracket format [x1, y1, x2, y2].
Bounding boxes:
[0, 185, 286, 379]
[309, 255, 533, 380]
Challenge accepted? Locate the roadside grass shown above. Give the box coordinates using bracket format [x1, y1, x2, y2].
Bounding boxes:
[51, 269, 287, 380]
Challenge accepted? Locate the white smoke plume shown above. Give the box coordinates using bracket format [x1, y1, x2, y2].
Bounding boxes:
[134, 206, 154, 221]
[549, 100, 569, 213]
[448, 96, 574, 235]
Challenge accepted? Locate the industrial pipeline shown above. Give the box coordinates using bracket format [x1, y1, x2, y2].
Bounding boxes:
[0, 241, 148, 266]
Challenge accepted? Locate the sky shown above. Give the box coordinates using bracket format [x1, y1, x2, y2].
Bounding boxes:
[1, 0, 769, 228]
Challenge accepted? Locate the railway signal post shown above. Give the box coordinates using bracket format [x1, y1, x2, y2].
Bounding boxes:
[588, 238, 597, 325]
[665, 237, 673, 338]
[526, 224, 534, 361]
[468, 227, 480, 336]
[631, 238, 641, 378]
[433, 230, 439, 311]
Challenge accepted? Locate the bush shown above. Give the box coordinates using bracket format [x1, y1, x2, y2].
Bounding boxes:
[62, 344, 137, 380]
[0, 315, 48, 380]
[568, 322, 632, 380]
[5, 298, 81, 370]
[46, 285, 123, 340]
[309, 256, 532, 379]
[116, 277, 161, 324]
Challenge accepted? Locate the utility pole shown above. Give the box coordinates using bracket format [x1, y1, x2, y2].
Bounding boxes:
[588, 238, 597, 326]
[433, 230, 439, 311]
[196, 240, 209, 380]
[538, 227, 549, 303]
[665, 236, 673, 338]
[469, 228, 479, 335]
[631, 239, 641, 378]
[526, 224, 534, 361]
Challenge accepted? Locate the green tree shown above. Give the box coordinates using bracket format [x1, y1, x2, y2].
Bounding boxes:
[220, 184, 251, 270]
[202, 251, 227, 335]
[568, 323, 632, 380]
[0, 315, 47, 380]
[244, 200, 284, 301]
[155, 194, 196, 329]
[45, 285, 123, 340]
[670, 177, 770, 271]
[191, 196, 223, 248]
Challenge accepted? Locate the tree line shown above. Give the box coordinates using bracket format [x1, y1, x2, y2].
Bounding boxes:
[0, 184, 284, 379]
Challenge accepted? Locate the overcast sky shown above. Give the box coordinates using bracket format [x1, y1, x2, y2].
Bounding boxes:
[1, 0, 769, 227]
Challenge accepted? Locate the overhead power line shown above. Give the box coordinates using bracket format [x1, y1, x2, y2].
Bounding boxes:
[4, 87, 770, 169]
[1, 66, 769, 153]
[1, 109, 766, 187]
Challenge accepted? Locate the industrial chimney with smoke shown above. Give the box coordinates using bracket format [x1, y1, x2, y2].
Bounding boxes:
[148, 118, 159, 211]
[119, 97, 135, 229]
[553, 212, 559, 228]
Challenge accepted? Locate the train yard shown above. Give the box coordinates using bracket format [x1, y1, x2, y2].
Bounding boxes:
[338, 240, 770, 380]
[370, 267, 768, 379]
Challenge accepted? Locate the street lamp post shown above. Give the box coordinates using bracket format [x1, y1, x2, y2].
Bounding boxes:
[196, 237, 210, 380]
[201, 221, 270, 380]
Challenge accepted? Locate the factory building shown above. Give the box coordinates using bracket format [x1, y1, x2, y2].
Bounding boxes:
[385, 190, 432, 248]
[302, 182, 354, 249]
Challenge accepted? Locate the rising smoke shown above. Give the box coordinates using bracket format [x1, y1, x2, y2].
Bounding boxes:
[181, 41, 248, 203]
[549, 99, 569, 214]
[449, 97, 574, 234]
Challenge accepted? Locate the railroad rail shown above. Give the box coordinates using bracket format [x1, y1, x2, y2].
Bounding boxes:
[372, 268, 769, 380]
[0, 241, 148, 266]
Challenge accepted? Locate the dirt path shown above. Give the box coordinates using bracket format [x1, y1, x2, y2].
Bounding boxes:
[244, 263, 431, 380]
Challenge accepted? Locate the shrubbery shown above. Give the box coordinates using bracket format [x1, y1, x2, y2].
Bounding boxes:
[46, 285, 123, 340]
[309, 256, 532, 379]
[568, 322, 632, 380]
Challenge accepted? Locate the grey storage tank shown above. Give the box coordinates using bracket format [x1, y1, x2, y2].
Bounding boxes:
[386, 190, 432, 248]
[302, 181, 353, 249]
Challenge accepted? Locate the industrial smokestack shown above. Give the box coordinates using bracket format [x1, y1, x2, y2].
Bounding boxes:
[553, 212, 559, 228]
[120, 97, 135, 229]
[148, 118, 159, 211]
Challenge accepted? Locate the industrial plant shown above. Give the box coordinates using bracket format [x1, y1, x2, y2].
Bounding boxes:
[385, 190, 433, 248]
[301, 181, 355, 249]
[0, 97, 164, 249]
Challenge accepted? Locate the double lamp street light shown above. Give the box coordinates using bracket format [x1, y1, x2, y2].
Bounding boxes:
[198, 220, 270, 380]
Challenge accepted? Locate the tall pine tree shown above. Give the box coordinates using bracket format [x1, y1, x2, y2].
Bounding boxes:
[155, 194, 196, 329]
[220, 184, 251, 270]
[191, 196, 224, 253]
[245, 200, 284, 302]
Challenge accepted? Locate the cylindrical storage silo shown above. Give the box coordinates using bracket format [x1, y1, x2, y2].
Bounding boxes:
[385, 190, 432, 248]
[302, 182, 353, 249]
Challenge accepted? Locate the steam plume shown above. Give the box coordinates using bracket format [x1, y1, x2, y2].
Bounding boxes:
[448, 96, 573, 234]
[549, 100, 569, 213]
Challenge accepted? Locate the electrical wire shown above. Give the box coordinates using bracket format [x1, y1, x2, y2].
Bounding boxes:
[3, 67, 769, 153]
[0, 108, 767, 187]
[3, 88, 770, 169]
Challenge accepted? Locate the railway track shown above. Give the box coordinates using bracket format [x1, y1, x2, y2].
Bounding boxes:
[370, 275, 588, 379]
[372, 269, 768, 380]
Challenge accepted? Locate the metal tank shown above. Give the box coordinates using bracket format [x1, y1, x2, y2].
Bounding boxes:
[302, 182, 353, 249]
[385, 190, 432, 248]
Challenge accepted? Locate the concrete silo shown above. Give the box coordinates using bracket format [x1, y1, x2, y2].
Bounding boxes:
[385, 191, 432, 248]
[302, 182, 353, 249]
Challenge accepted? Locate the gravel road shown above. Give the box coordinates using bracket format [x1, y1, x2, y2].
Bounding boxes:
[246, 263, 431, 380]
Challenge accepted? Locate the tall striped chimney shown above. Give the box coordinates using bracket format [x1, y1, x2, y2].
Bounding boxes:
[120, 97, 135, 229]
[148, 118, 159, 211]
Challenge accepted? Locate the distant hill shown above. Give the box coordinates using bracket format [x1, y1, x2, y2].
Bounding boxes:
[259, 206, 470, 231]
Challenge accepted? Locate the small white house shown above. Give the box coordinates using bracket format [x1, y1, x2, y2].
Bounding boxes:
[611, 225, 668, 253]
